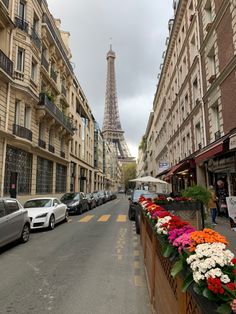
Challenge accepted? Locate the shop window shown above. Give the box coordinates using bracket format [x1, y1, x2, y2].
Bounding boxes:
[36, 157, 53, 193]
[56, 163, 67, 193]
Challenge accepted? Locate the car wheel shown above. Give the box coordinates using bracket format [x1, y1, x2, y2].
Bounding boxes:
[20, 223, 30, 243]
[48, 215, 55, 230]
[64, 210, 69, 222]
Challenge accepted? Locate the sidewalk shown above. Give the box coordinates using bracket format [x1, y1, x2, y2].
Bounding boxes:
[208, 216, 236, 253]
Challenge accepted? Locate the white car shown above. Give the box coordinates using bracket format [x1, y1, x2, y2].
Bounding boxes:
[24, 198, 68, 230]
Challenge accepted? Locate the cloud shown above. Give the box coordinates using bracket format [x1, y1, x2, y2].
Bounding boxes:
[47, 0, 173, 157]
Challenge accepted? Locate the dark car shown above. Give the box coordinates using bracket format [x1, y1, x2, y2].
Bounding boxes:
[98, 190, 107, 204]
[128, 190, 158, 233]
[60, 192, 89, 215]
[85, 193, 97, 210]
[93, 192, 103, 206]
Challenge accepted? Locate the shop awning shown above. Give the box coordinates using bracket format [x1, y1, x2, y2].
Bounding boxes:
[195, 141, 225, 164]
[164, 162, 185, 181]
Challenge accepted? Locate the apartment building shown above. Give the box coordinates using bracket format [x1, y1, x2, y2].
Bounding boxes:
[94, 122, 104, 191]
[142, 0, 236, 196]
[0, 0, 98, 202]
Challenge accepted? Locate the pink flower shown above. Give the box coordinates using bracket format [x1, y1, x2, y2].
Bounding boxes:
[231, 299, 236, 313]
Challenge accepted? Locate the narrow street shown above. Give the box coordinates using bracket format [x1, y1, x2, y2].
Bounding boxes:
[0, 195, 151, 314]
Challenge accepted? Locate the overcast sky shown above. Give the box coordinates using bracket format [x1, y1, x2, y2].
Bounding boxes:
[47, 0, 173, 158]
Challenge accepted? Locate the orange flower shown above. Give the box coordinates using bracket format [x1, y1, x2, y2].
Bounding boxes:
[189, 228, 228, 251]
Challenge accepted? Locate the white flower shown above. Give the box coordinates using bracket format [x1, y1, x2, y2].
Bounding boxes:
[221, 274, 230, 284]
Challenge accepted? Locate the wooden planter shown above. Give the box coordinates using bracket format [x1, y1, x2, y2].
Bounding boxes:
[140, 211, 217, 314]
[155, 201, 204, 230]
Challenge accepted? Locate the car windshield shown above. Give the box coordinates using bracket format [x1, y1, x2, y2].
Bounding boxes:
[133, 190, 157, 202]
[24, 199, 52, 208]
[61, 193, 80, 201]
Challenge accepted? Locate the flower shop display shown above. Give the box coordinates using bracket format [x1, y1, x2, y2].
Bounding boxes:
[139, 195, 236, 314]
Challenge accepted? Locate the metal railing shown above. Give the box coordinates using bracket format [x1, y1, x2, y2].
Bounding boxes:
[0, 49, 13, 77]
[61, 85, 67, 97]
[42, 13, 73, 73]
[50, 68, 57, 82]
[48, 144, 55, 153]
[15, 16, 29, 33]
[31, 28, 41, 50]
[39, 93, 74, 134]
[41, 55, 49, 71]
[2, 0, 9, 9]
[38, 138, 46, 149]
[13, 124, 32, 141]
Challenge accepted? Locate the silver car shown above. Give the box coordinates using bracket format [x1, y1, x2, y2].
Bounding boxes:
[0, 198, 30, 248]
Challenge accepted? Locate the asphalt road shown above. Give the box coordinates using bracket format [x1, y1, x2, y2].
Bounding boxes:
[0, 195, 151, 314]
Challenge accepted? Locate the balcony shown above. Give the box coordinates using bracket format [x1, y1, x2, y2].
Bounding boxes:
[48, 144, 55, 153]
[2, 0, 9, 9]
[42, 13, 73, 73]
[38, 138, 46, 149]
[0, 49, 13, 78]
[60, 151, 65, 158]
[39, 93, 74, 134]
[13, 124, 32, 141]
[15, 16, 29, 33]
[215, 130, 221, 140]
[31, 28, 41, 50]
[50, 68, 57, 82]
[41, 55, 49, 71]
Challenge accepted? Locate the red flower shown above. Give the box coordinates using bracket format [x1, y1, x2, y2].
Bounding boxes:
[232, 258, 236, 265]
[226, 282, 235, 291]
[207, 277, 224, 294]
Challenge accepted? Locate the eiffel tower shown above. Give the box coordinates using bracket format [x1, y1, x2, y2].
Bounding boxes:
[102, 45, 134, 162]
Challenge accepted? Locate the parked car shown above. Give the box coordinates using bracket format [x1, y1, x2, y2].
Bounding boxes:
[24, 198, 68, 230]
[60, 192, 89, 214]
[104, 190, 112, 202]
[0, 198, 30, 248]
[98, 190, 107, 203]
[85, 193, 97, 210]
[110, 192, 117, 200]
[92, 192, 103, 206]
[128, 190, 158, 234]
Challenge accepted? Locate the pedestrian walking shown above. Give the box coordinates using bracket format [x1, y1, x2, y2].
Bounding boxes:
[208, 185, 218, 226]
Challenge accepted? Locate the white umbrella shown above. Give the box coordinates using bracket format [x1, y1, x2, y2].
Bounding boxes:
[129, 176, 167, 184]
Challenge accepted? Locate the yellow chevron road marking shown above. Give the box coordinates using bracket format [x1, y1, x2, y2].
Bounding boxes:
[117, 215, 127, 222]
[98, 215, 111, 222]
[78, 215, 94, 222]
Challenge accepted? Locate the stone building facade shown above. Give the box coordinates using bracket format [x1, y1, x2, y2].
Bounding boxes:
[0, 0, 119, 203]
[141, 0, 236, 197]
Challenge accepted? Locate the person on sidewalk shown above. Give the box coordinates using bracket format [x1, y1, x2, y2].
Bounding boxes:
[208, 185, 218, 226]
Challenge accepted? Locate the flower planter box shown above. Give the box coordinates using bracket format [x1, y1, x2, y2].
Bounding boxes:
[154, 201, 204, 230]
[140, 211, 218, 314]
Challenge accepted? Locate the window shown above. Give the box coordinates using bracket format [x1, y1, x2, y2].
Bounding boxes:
[24, 106, 31, 129]
[0, 201, 5, 218]
[31, 58, 37, 82]
[4, 199, 19, 215]
[61, 138, 65, 153]
[32, 13, 39, 33]
[19, 0, 25, 19]
[49, 128, 54, 146]
[207, 47, 216, 79]
[39, 123, 45, 140]
[14, 100, 21, 125]
[36, 157, 53, 194]
[56, 163, 67, 193]
[195, 122, 201, 149]
[204, 0, 213, 24]
[16, 47, 24, 72]
[211, 104, 220, 139]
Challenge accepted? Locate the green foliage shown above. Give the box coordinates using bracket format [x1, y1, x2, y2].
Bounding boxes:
[216, 303, 232, 314]
[122, 163, 136, 189]
[138, 135, 147, 152]
[182, 185, 211, 206]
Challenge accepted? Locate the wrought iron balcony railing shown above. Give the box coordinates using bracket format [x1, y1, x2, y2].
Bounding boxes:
[42, 13, 73, 73]
[39, 93, 74, 134]
[15, 16, 29, 33]
[0, 49, 13, 77]
[13, 124, 32, 141]
[50, 68, 57, 82]
[2, 0, 9, 9]
[31, 28, 41, 50]
[48, 144, 55, 153]
[38, 138, 46, 149]
[61, 85, 67, 97]
[41, 55, 49, 71]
